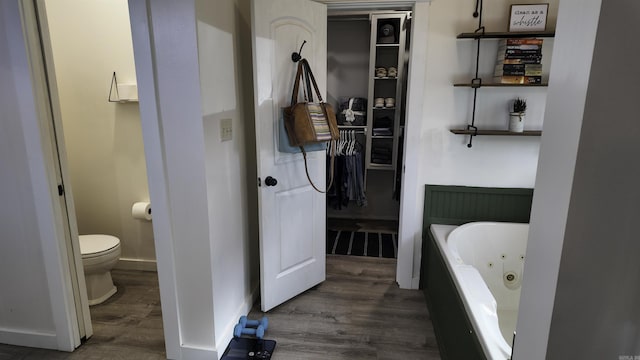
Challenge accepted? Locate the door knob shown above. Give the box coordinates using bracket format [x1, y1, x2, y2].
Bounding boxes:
[264, 176, 278, 187]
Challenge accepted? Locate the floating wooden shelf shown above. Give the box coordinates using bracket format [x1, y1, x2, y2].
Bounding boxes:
[454, 82, 548, 87]
[457, 31, 555, 39]
[450, 129, 542, 136]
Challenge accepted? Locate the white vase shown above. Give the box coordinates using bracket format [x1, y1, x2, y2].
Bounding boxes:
[509, 112, 525, 132]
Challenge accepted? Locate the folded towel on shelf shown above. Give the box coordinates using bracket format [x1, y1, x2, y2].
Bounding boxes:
[372, 128, 393, 136]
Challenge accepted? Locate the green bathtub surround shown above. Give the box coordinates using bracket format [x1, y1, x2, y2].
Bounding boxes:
[421, 185, 534, 359]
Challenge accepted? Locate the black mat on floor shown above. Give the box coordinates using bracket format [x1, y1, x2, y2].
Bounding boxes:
[326, 230, 397, 258]
[221, 337, 276, 360]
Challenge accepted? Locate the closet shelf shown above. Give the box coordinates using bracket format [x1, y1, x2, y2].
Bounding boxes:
[450, 129, 542, 136]
[373, 107, 396, 110]
[454, 82, 548, 88]
[338, 125, 367, 129]
[368, 163, 395, 170]
[374, 77, 398, 80]
[456, 31, 555, 39]
[372, 135, 394, 139]
[375, 43, 400, 47]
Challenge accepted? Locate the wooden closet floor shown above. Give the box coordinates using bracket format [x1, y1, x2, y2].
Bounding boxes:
[248, 255, 441, 360]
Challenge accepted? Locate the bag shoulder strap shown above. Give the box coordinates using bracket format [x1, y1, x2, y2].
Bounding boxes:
[301, 59, 324, 103]
[290, 61, 305, 106]
[300, 142, 335, 193]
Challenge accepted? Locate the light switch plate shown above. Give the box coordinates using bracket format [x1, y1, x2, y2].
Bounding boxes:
[220, 118, 232, 142]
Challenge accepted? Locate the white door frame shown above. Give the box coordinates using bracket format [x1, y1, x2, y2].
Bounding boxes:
[30, 0, 94, 341]
[397, 1, 429, 289]
[7, 0, 82, 351]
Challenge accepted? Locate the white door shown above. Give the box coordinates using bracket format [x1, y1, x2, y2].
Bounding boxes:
[251, 0, 328, 311]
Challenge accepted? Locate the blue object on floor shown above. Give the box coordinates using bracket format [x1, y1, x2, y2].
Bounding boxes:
[234, 323, 265, 339]
[221, 337, 276, 360]
[239, 316, 269, 330]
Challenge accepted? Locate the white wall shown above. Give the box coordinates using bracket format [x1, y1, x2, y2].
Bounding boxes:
[419, 0, 559, 188]
[0, 11, 56, 346]
[195, 0, 260, 355]
[518, 1, 640, 358]
[128, 0, 259, 358]
[513, 0, 601, 358]
[44, 0, 155, 268]
[0, 0, 78, 351]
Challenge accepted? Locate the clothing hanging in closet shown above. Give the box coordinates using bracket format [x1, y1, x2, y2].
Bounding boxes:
[327, 130, 367, 209]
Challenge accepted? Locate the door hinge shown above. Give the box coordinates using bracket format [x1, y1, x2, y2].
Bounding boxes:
[57, 184, 65, 196]
[258, 177, 261, 187]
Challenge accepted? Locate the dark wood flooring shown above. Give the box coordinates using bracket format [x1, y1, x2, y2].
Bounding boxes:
[248, 255, 441, 360]
[0, 269, 165, 359]
[1, 257, 440, 360]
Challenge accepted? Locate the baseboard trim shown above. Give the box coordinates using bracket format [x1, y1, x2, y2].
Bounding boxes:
[214, 286, 260, 359]
[180, 344, 218, 360]
[0, 328, 59, 350]
[115, 258, 157, 272]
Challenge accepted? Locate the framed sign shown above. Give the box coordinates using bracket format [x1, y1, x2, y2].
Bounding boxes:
[509, 4, 549, 32]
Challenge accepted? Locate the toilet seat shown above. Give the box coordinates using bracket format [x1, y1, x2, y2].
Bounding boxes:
[79, 234, 120, 258]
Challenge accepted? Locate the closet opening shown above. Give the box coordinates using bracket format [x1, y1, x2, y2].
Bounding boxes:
[326, 9, 412, 263]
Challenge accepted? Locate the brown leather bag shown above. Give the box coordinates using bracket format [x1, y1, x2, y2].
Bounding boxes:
[283, 59, 339, 193]
[283, 59, 339, 146]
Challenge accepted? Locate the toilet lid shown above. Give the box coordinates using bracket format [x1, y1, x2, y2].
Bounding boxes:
[79, 234, 120, 255]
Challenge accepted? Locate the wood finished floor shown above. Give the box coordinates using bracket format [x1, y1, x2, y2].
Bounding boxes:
[0, 269, 166, 360]
[248, 255, 441, 360]
[0, 257, 441, 360]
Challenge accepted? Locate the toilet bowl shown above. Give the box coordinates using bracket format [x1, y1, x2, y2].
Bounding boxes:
[79, 234, 121, 306]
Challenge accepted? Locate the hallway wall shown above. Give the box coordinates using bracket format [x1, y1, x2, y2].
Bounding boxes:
[195, 0, 259, 354]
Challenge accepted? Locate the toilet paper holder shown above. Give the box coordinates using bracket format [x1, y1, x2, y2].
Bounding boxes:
[132, 202, 152, 221]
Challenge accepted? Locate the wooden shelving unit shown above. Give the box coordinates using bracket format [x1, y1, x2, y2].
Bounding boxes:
[454, 16, 554, 147]
[365, 12, 409, 186]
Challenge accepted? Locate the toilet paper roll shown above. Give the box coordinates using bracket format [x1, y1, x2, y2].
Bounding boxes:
[132, 202, 152, 221]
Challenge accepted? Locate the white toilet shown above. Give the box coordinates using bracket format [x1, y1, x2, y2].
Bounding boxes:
[79, 234, 122, 306]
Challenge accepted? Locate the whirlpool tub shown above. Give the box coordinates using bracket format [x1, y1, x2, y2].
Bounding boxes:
[429, 222, 529, 359]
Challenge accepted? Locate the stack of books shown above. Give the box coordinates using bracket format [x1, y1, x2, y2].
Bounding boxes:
[493, 38, 543, 84]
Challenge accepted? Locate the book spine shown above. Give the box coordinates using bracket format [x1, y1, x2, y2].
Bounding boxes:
[494, 64, 541, 76]
[498, 38, 544, 46]
[504, 49, 542, 55]
[497, 58, 543, 65]
[494, 70, 543, 76]
[493, 75, 542, 84]
[499, 44, 542, 51]
[497, 52, 543, 60]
